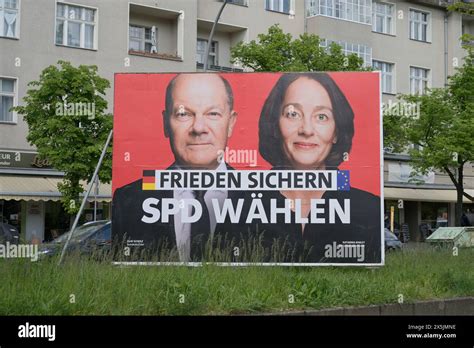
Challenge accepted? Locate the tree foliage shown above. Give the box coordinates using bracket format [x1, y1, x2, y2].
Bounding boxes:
[447, 1, 474, 16]
[13, 61, 112, 214]
[231, 24, 367, 72]
[383, 42, 474, 223]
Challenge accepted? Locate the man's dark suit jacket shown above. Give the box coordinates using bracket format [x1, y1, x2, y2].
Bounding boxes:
[112, 163, 249, 262]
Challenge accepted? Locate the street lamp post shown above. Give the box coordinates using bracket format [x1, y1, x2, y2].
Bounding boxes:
[203, 0, 229, 72]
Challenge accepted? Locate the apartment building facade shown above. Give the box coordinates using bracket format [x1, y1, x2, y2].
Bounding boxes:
[1, 0, 473, 242]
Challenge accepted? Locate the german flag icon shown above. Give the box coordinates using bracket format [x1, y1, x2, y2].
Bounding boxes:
[142, 170, 156, 190]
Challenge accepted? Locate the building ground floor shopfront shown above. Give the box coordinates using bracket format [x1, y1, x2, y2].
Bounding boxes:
[384, 186, 474, 242]
[1, 198, 111, 243]
[0, 149, 112, 243]
[0, 173, 111, 243]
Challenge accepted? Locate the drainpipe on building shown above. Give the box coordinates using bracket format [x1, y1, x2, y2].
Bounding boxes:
[304, 0, 308, 34]
[444, 11, 450, 86]
[204, 0, 229, 72]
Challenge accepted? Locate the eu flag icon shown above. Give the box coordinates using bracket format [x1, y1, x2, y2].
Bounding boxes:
[337, 170, 350, 191]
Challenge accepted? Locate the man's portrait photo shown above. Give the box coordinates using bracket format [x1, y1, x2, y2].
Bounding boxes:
[113, 73, 244, 262]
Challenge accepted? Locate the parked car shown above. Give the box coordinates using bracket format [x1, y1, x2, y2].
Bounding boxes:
[0, 222, 20, 245]
[385, 228, 402, 251]
[38, 220, 111, 259]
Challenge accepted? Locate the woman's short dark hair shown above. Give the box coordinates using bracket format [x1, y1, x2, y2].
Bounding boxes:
[259, 73, 354, 169]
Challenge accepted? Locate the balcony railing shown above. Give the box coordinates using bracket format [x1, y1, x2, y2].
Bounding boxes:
[196, 62, 244, 72]
[128, 49, 182, 61]
[219, 0, 248, 6]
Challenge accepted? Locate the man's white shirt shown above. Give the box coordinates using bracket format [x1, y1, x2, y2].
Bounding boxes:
[173, 161, 228, 262]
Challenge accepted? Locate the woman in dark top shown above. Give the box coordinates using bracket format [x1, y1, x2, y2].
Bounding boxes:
[255, 73, 381, 264]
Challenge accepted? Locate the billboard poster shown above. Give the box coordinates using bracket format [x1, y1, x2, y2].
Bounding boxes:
[112, 72, 383, 265]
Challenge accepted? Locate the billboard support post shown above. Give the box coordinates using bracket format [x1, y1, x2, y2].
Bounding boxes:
[94, 175, 98, 221]
[203, 0, 229, 72]
[58, 129, 113, 266]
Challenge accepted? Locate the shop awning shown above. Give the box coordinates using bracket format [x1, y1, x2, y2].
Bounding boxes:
[384, 187, 474, 203]
[0, 175, 111, 202]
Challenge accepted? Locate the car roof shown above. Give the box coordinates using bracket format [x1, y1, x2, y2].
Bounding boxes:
[82, 220, 109, 226]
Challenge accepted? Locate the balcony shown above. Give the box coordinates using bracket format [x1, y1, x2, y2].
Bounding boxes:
[128, 3, 184, 61]
[196, 19, 248, 72]
[305, 0, 372, 24]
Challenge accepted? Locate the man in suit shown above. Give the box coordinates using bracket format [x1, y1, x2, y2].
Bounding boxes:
[113, 73, 244, 262]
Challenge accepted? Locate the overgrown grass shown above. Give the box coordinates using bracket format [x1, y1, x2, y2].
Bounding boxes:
[0, 247, 472, 315]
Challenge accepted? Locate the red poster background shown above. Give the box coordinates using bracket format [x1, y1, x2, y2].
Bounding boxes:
[113, 72, 381, 196]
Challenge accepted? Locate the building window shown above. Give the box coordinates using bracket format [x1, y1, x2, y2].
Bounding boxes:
[266, 0, 291, 14]
[129, 25, 156, 53]
[410, 9, 429, 42]
[0, 0, 19, 38]
[55, 2, 97, 49]
[373, 60, 394, 94]
[421, 202, 448, 230]
[410, 67, 429, 94]
[0, 78, 16, 123]
[306, 0, 317, 16]
[196, 39, 218, 66]
[321, 39, 372, 67]
[373, 2, 394, 35]
[307, 0, 371, 24]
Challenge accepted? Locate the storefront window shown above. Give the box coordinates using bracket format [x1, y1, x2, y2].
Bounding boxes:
[463, 204, 474, 226]
[463, 203, 474, 214]
[44, 201, 71, 242]
[421, 202, 448, 229]
[0, 199, 22, 232]
[85, 201, 105, 222]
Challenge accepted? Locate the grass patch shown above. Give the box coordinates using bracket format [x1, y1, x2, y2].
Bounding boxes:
[0, 247, 472, 315]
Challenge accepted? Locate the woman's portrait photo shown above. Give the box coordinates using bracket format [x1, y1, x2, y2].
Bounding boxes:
[256, 73, 382, 264]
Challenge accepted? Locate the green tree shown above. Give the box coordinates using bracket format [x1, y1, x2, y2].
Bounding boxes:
[13, 61, 112, 214]
[447, 1, 474, 16]
[384, 41, 474, 225]
[230, 24, 367, 72]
